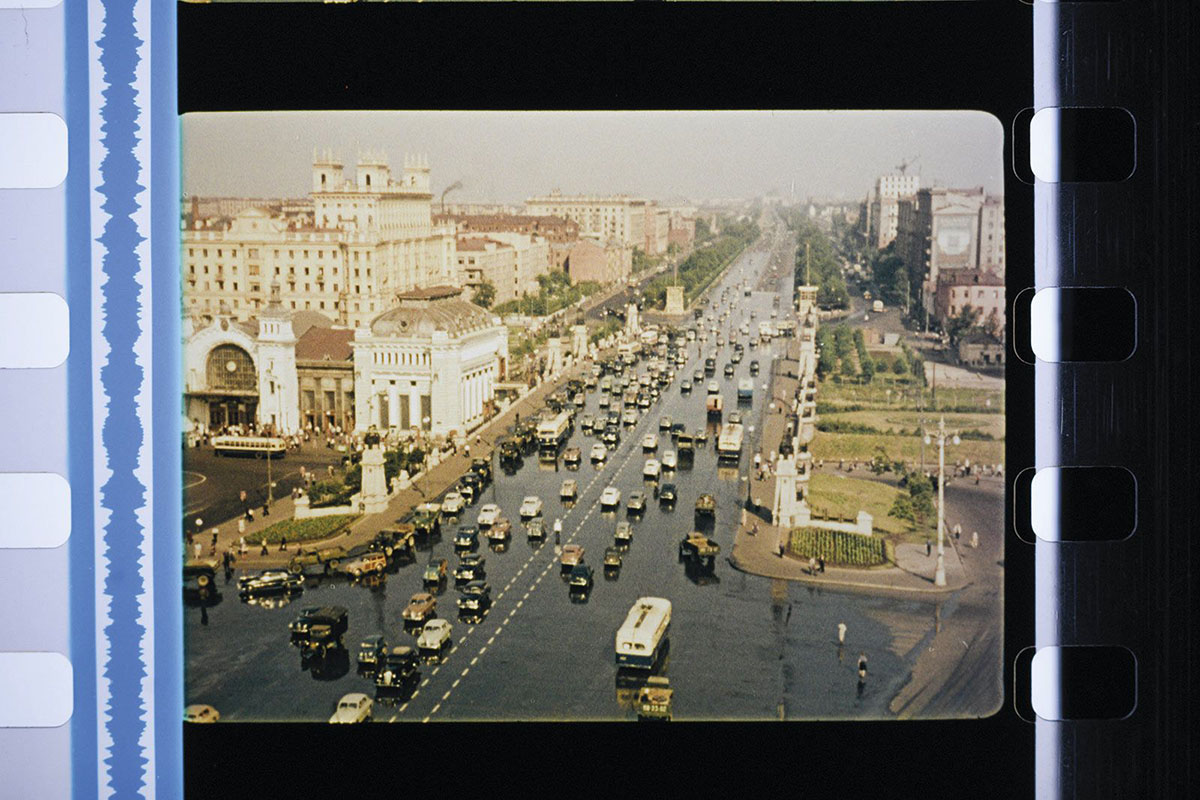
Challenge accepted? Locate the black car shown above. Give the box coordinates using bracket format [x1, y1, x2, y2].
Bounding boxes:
[289, 606, 349, 652]
[470, 457, 492, 484]
[457, 580, 492, 611]
[704, 359, 716, 374]
[374, 646, 419, 696]
[731, 350, 743, 364]
[724, 363, 735, 378]
[601, 427, 621, 447]
[749, 360, 760, 375]
[580, 415, 596, 435]
[670, 422, 687, 439]
[658, 483, 678, 504]
[568, 563, 594, 589]
[454, 554, 486, 582]
[454, 525, 480, 550]
[680, 380, 692, 394]
[606, 410, 621, 427]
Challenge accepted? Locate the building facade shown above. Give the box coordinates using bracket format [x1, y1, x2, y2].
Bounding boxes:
[561, 237, 633, 285]
[455, 237, 520, 304]
[352, 286, 508, 437]
[644, 205, 670, 255]
[433, 212, 580, 244]
[183, 151, 458, 329]
[525, 192, 647, 249]
[935, 269, 1005, 334]
[865, 173, 920, 249]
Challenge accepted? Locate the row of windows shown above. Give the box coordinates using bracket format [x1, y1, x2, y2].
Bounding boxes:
[188, 297, 376, 313]
[185, 247, 375, 263]
[373, 350, 431, 367]
[188, 264, 371, 281]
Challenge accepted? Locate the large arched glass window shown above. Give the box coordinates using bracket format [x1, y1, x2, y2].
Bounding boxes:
[206, 344, 256, 391]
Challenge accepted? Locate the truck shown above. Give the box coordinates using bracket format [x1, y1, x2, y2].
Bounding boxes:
[678, 532, 720, 564]
[737, 378, 754, 403]
[615, 597, 672, 670]
[706, 393, 723, 420]
[537, 411, 573, 459]
[411, 503, 442, 538]
[758, 320, 774, 342]
[717, 423, 744, 461]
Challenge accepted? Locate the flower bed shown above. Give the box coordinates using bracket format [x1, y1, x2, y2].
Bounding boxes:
[249, 514, 360, 545]
[788, 527, 888, 567]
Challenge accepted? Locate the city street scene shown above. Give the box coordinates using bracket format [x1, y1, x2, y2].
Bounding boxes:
[181, 111, 1005, 722]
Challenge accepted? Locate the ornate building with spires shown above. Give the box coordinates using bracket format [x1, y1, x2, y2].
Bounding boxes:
[182, 150, 457, 329]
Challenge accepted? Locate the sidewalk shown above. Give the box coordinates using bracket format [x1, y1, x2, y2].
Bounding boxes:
[727, 337, 970, 596]
[194, 347, 607, 570]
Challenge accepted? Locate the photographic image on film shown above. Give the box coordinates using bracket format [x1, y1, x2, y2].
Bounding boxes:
[181, 111, 1006, 723]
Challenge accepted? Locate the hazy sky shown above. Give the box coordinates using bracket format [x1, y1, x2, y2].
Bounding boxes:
[182, 111, 1004, 204]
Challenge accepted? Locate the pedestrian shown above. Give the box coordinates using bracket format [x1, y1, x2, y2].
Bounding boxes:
[786, 603, 792, 624]
[262, 502, 269, 518]
[210, 530, 219, 548]
[239, 489, 247, 504]
[970, 531, 979, 548]
[925, 539, 932, 557]
[837, 621, 847, 644]
[247, 507, 255, 522]
[818, 556, 825, 573]
[953, 523, 962, 540]
[777, 542, 785, 558]
[464, 444, 471, 458]
[279, 536, 287, 552]
[186, 529, 194, 547]
[193, 541, 202, 560]
[260, 539, 269, 556]
[857, 652, 868, 678]
[239, 536, 246, 556]
[327, 464, 334, 477]
[238, 517, 246, 536]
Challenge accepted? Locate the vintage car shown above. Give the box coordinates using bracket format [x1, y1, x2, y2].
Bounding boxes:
[454, 554, 486, 582]
[695, 494, 717, 517]
[183, 559, 218, 593]
[476, 503, 502, 527]
[627, 491, 647, 514]
[400, 592, 437, 624]
[423, 557, 448, 587]
[289, 606, 348, 653]
[374, 646, 419, 697]
[568, 563, 594, 589]
[661, 450, 677, 470]
[601, 427, 621, 448]
[603, 547, 623, 568]
[411, 503, 443, 537]
[499, 440, 523, 467]
[453, 525, 480, 550]
[614, 521, 634, 543]
[417, 618, 453, 656]
[287, 546, 349, 576]
[343, 552, 388, 578]
[724, 363, 736, 378]
[519, 496, 544, 519]
[642, 433, 659, 452]
[183, 704, 220, 724]
[560, 479, 579, 500]
[457, 580, 492, 611]
[658, 416, 673, 431]
[441, 491, 466, 516]
[485, 517, 512, 542]
[642, 459, 661, 480]
[560, 544, 584, 568]
[680, 380, 692, 393]
[693, 369, 704, 383]
[658, 482, 678, 504]
[636, 676, 673, 721]
[329, 692, 373, 724]
[590, 442, 608, 462]
[357, 634, 388, 669]
[470, 457, 493, 484]
[579, 415, 596, 435]
[679, 533, 721, 562]
[749, 360, 760, 375]
[237, 569, 304, 598]
[368, 527, 415, 560]
[600, 487, 621, 508]
[526, 517, 547, 540]
[622, 408, 639, 426]
[455, 478, 478, 505]
[562, 447, 582, 468]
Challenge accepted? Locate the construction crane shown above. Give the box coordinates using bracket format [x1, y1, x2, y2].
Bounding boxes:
[896, 155, 920, 176]
[440, 180, 463, 214]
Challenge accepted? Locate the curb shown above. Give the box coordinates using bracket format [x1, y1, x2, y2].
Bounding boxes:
[726, 552, 971, 596]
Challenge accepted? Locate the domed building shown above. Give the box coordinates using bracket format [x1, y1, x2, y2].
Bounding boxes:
[352, 285, 508, 437]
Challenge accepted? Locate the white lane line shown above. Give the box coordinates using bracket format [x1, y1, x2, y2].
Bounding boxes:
[471, 656, 479, 665]
[461, 667, 470, 677]
[452, 679, 461, 688]
[488, 635, 495, 645]
[516, 600, 523, 609]
[432, 667, 440, 676]
[479, 646, 487, 655]
[421, 678, 430, 687]
[399, 702, 409, 713]
[523, 590, 530, 600]
[442, 690, 452, 701]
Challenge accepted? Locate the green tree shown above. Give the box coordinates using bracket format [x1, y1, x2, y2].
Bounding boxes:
[892, 353, 909, 375]
[945, 303, 984, 346]
[889, 493, 915, 523]
[473, 280, 496, 309]
[839, 356, 857, 378]
[860, 355, 876, 383]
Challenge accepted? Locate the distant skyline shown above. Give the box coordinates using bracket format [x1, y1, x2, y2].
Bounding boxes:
[182, 111, 1005, 205]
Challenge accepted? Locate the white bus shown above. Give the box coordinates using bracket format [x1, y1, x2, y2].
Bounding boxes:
[211, 435, 287, 459]
[717, 423, 744, 460]
[615, 597, 671, 669]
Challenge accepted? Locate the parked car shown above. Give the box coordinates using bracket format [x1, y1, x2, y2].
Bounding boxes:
[568, 563, 594, 589]
[615, 521, 634, 543]
[401, 592, 437, 623]
[456, 580, 492, 611]
[423, 558, 448, 587]
[417, 618, 452, 656]
[329, 693, 373, 724]
[183, 704, 220, 724]
[560, 478, 579, 500]
[343, 552, 387, 578]
[470, 457, 493, 484]
[441, 491, 466, 516]
[455, 479, 477, 505]
[600, 487, 621, 508]
[590, 442, 609, 462]
[453, 525, 480, 550]
[519, 496, 544, 519]
[476, 503, 502, 527]
[627, 491, 647, 513]
[454, 553, 486, 582]
[560, 544, 584, 568]
[357, 634, 387, 669]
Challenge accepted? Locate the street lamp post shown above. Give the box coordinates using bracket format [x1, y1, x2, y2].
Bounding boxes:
[924, 415, 960, 587]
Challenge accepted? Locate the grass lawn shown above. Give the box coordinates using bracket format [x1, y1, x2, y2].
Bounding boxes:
[806, 472, 931, 538]
[810, 431, 1003, 467]
[249, 514, 360, 545]
[818, 377, 1003, 414]
[820, 409, 1006, 439]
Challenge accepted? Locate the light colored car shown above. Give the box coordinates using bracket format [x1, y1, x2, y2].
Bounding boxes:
[627, 491, 647, 513]
[560, 479, 578, 500]
[661, 450, 677, 470]
[600, 487, 621, 508]
[560, 544, 584, 567]
[417, 619, 452, 654]
[476, 503, 501, 527]
[344, 552, 387, 578]
[329, 693, 373, 724]
[622, 408, 639, 426]
[519, 496, 544, 519]
[441, 491, 466, 515]
[590, 442, 608, 462]
[485, 517, 512, 541]
[401, 592, 437, 622]
[183, 704, 219, 723]
[615, 521, 634, 542]
[643, 459, 661, 480]
[642, 433, 659, 451]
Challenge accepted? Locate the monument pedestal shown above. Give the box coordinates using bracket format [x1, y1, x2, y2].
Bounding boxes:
[359, 445, 389, 514]
[665, 285, 685, 315]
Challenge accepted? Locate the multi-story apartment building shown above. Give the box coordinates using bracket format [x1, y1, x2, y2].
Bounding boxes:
[525, 192, 647, 250]
[644, 205, 670, 255]
[182, 151, 457, 329]
[433, 212, 580, 244]
[894, 186, 1006, 330]
[864, 173, 920, 249]
[561, 238, 633, 285]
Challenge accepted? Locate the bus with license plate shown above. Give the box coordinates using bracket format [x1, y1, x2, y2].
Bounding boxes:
[211, 435, 287, 459]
